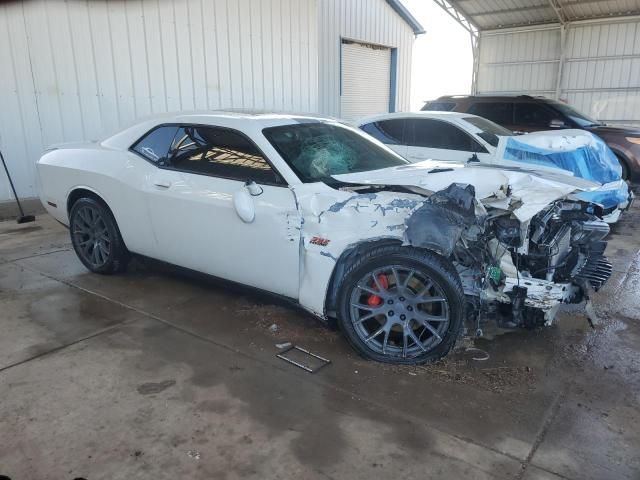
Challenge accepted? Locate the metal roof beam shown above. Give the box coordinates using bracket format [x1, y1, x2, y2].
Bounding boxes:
[469, 4, 554, 18]
[547, 0, 567, 24]
[431, 0, 478, 34]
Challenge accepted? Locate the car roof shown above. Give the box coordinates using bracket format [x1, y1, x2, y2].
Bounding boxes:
[357, 111, 474, 125]
[140, 110, 338, 127]
[101, 110, 341, 150]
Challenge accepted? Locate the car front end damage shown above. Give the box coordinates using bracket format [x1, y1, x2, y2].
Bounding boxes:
[303, 162, 614, 332]
[436, 188, 613, 329]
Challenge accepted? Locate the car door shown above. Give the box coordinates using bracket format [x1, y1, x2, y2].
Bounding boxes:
[404, 118, 491, 163]
[359, 119, 409, 158]
[144, 124, 301, 299]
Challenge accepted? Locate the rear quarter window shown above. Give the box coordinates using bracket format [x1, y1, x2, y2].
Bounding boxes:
[131, 126, 179, 164]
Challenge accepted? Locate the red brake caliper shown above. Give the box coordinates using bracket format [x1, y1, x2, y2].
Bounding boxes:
[367, 274, 389, 306]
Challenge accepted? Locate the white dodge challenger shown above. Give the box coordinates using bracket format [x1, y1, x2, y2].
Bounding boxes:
[37, 112, 613, 364]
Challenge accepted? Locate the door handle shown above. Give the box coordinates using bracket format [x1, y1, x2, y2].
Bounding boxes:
[153, 179, 171, 189]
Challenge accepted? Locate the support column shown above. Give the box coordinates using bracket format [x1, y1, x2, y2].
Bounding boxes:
[554, 24, 567, 100]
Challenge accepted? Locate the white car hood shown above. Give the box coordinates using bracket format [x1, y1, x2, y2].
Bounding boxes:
[332, 160, 600, 221]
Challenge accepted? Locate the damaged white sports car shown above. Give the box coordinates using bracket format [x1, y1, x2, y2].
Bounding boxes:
[37, 112, 613, 364]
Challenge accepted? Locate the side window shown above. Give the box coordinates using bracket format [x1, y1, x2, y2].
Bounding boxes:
[467, 102, 514, 125]
[514, 103, 556, 127]
[360, 119, 406, 145]
[131, 126, 179, 164]
[168, 126, 282, 184]
[407, 119, 486, 152]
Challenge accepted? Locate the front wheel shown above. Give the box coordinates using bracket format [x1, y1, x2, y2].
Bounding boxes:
[69, 197, 129, 274]
[337, 245, 465, 365]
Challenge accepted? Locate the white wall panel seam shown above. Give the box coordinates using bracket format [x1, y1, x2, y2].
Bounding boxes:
[43, 1, 67, 141]
[18, 2, 44, 144]
[105, 2, 122, 125]
[2, 5, 32, 197]
[64, 1, 87, 140]
[124, 2, 138, 119]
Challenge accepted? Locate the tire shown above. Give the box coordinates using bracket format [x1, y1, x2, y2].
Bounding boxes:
[336, 245, 464, 365]
[69, 197, 129, 274]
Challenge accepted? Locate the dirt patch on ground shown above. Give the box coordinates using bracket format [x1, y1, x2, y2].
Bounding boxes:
[386, 359, 538, 394]
[240, 303, 339, 345]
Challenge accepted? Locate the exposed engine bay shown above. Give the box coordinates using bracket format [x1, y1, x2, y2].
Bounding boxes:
[415, 184, 613, 330]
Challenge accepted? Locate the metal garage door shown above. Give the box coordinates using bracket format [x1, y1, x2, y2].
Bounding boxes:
[340, 41, 391, 121]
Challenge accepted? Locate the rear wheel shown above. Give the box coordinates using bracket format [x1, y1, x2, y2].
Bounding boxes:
[337, 245, 464, 364]
[69, 197, 129, 274]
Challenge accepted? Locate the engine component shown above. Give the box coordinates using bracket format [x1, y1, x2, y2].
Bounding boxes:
[493, 216, 522, 247]
[509, 286, 527, 326]
[573, 241, 613, 290]
[525, 202, 611, 286]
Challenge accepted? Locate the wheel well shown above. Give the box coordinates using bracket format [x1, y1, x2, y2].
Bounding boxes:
[67, 188, 128, 252]
[67, 188, 106, 214]
[324, 238, 402, 318]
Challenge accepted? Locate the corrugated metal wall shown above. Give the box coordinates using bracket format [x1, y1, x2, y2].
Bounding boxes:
[477, 26, 561, 98]
[318, 0, 414, 118]
[563, 19, 640, 125]
[477, 17, 640, 126]
[0, 0, 319, 201]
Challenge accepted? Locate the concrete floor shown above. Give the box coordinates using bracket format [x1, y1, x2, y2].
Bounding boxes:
[0, 205, 639, 480]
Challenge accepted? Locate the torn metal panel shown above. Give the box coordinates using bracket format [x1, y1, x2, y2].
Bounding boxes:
[404, 184, 477, 257]
[292, 182, 424, 316]
[332, 159, 599, 221]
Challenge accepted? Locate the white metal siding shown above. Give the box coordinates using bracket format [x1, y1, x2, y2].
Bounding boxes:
[477, 26, 561, 97]
[0, 0, 319, 201]
[477, 17, 640, 126]
[340, 42, 391, 120]
[318, 0, 415, 118]
[563, 19, 640, 125]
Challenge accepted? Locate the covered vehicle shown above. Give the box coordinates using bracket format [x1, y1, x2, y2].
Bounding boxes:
[359, 112, 632, 223]
[37, 112, 613, 364]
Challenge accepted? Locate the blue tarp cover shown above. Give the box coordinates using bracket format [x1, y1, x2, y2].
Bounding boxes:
[500, 130, 627, 209]
[575, 186, 630, 210]
[502, 131, 621, 183]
